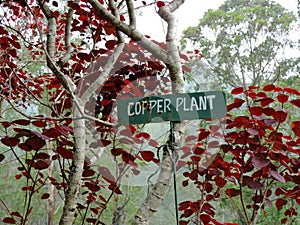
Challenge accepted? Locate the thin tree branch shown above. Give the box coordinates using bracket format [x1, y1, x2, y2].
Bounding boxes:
[80, 0, 126, 104]
[126, 0, 136, 29]
[59, 0, 79, 65]
[87, 0, 169, 62]
[38, 0, 56, 58]
[109, 0, 125, 42]
[158, 0, 185, 93]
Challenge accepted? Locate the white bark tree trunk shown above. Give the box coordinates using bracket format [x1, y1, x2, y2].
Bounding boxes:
[59, 103, 86, 225]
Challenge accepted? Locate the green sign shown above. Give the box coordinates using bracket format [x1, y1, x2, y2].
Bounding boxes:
[117, 91, 226, 125]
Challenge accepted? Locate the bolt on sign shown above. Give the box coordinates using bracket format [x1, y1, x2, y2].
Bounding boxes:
[117, 91, 227, 125]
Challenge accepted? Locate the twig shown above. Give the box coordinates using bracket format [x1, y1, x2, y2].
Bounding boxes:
[126, 0, 136, 29]
[59, 0, 79, 64]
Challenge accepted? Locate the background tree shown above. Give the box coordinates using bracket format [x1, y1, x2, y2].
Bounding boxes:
[181, 0, 299, 88]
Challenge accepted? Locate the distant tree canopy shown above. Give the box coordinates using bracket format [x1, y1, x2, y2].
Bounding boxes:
[182, 0, 299, 88]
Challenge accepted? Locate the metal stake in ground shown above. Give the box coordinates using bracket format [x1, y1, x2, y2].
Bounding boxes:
[169, 121, 179, 225]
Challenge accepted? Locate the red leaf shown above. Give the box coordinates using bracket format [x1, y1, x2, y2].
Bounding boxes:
[185, 135, 197, 142]
[249, 86, 259, 90]
[22, 172, 30, 179]
[101, 99, 111, 106]
[259, 97, 274, 107]
[12, 119, 30, 125]
[98, 139, 112, 147]
[247, 128, 259, 135]
[263, 84, 275, 91]
[140, 151, 155, 162]
[190, 155, 200, 163]
[257, 92, 267, 98]
[31, 131, 50, 140]
[250, 106, 263, 116]
[11, 40, 21, 49]
[15, 174, 22, 179]
[18, 143, 31, 151]
[194, 145, 205, 155]
[57, 146, 73, 159]
[176, 160, 186, 170]
[215, 176, 227, 188]
[252, 156, 270, 169]
[1, 136, 20, 147]
[247, 181, 263, 190]
[98, 166, 115, 183]
[181, 209, 193, 218]
[182, 180, 189, 187]
[231, 87, 244, 94]
[225, 188, 240, 198]
[108, 184, 122, 194]
[270, 170, 285, 183]
[135, 132, 150, 140]
[111, 148, 124, 156]
[22, 186, 33, 191]
[33, 159, 50, 170]
[119, 137, 133, 145]
[227, 98, 245, 112]
[198, 130, 210, 141]
[105, 40, 118, 50]
[103, 23, 115, 35]
[247, 91, 257, 99]
[157, 1, 165, 8]
[207, 140, 220, 148]
[284, 87, 300, 95]
[178, 201, 190, 211]
[182, 65, 191, 73]
[274, 87, 282, 92]
[149, 139, 158, 147]
[290, 99, 300, 108]
[24, 136, 46, 151]
[120, 128, 134, 137]
[3, 217, 16, 224]
[210, 124, 220, 132]
[262, 107, 275, 116]
[275, 199, 288, 211]
[221, 144, 232, 153]
[85, 182, 100, 192]
[86, 218, 97, 223]
[82, 169, 95, 177]
[32, 120, 46, 128]
[52, 1, 58, 7]
[179, 220, 189, 225]
[43, 128, 61, 139]
[11, 212, 22, 218]
[0, 154, 4, 163]
[200, 214, 212, 223]
[1, 122, 11, 128]
[122, 152, 136, 166]
[277, 94, 289, 103]
[292, 121, 300, 137]
[41, 193, 50, 199]
[35, 152, 50, 160]
[273, 142, 287, 151]
[272, 111, 287, 123]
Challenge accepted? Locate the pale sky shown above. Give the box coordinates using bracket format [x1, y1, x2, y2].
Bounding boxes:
[137, 0, 298, 42]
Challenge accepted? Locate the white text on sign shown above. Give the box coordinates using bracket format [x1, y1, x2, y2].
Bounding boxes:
[127, 95, 216, 116]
